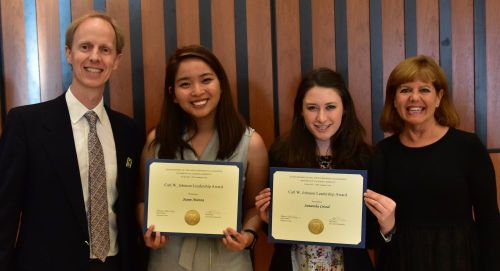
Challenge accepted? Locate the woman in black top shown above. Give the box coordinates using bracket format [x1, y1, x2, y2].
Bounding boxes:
[365, 55, 500, 270]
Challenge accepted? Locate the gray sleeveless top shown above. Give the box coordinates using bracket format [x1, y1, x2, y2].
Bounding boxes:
[148, 128, 254, 271]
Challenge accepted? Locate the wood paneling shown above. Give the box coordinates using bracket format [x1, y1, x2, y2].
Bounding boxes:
[107, 0, 134, 118]
[1, 0, 28, 110]
[70, 0, 92, 20]
[452, 0, 475, 132]
[275, 0, 301, 136]
[247, 1, 275, 270]
[246, 0, 274, 148]
[486, 0, 500, 148]
[3, 0, 498, 146]
[311, 0, 335, 70]
[347, 0, 372, 140]
[211, 0, 238, 109]
[141, 0, 166, 132]
[36, 0, 63, 101]
[176, 0, 199, 47]
[381, 0, 405, 93]
[416, 0, 439, 59]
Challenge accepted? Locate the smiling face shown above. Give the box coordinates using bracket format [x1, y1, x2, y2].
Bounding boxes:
[394, 80, 443, 129]
[173, 58, 221, 124]
[302, 86, 344, 152]
[65, 17, 121, 93]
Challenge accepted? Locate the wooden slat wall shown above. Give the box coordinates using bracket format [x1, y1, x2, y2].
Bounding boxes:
[246, 2, 275, 269]
[71, 0, 92, 20]
[275, 0, 301, 136]
[417, 0, 440, 59]
[381, 0, 405, 96]
[107, 0, 135, 117]
[141, 0, 165, 133]
[452, 0, 475, 132]
[4, 0, 496, 143]
[36, 0, 63, 102]
[1, 1, 500, 270]
[176, 0, 199, 47]
[311, 0, 335, 70]
[1, 0, 28, 112]
[347, 0, 372, 141]
[212, 0, 238, 108]
[486, 0, 500, 148]
[246, 0, 274, 148]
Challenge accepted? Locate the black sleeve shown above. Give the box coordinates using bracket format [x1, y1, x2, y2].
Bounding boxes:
[0, 109, 28, 271]
[365, 151, 378, 249]
[466, 135, 500, 270]
[367, 142, 397, 248]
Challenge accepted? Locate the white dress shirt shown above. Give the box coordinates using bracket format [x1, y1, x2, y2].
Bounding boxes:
[65, 89, 118, 258]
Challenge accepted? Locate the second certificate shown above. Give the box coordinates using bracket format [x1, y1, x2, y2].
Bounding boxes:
[270, 167, 367, 248]
[145, 159, 243, 238]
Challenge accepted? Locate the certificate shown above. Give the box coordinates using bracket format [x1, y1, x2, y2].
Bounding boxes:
[269, 167, 367, 248]
[144, 159, 243, 237]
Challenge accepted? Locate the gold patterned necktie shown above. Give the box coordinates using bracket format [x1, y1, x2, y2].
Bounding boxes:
[84, 110, 110, 262]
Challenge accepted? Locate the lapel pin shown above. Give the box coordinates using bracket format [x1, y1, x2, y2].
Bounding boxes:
[126, 157, 133, 168]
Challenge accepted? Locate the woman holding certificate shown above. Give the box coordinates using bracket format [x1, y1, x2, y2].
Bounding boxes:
[138, 45, 268, 270]
[255, 68, 391, 270]
[364, 55, 500, 270]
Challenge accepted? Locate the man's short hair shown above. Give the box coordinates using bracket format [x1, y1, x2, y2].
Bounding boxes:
[65, 11, 125, 54]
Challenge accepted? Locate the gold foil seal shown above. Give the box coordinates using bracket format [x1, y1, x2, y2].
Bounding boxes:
[308, 219, 324, 234]
[184, 210, 200, 225]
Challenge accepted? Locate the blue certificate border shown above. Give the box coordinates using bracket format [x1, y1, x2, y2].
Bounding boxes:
[144, 159, 244, 238]
[269, 167, 367, 248]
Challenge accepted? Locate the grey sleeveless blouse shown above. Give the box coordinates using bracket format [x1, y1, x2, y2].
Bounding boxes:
[148, 128, 254, 271]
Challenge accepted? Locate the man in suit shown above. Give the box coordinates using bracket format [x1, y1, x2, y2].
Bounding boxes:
[0, 11, 143, 271]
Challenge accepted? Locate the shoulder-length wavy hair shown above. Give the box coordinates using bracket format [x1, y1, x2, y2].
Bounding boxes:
[155, 45, 246, 159]
[276, 67, 372, 169]
[380, 55, 459, 133]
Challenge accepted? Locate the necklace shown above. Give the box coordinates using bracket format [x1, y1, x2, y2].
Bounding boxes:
[317, 155, 333, 169]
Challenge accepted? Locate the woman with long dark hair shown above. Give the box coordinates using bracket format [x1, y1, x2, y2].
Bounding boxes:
[255, 68, 394, 270]
[137, 45, 268, 270]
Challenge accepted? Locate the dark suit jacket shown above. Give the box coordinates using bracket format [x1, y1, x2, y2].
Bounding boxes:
[0, 94, 144, 271]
